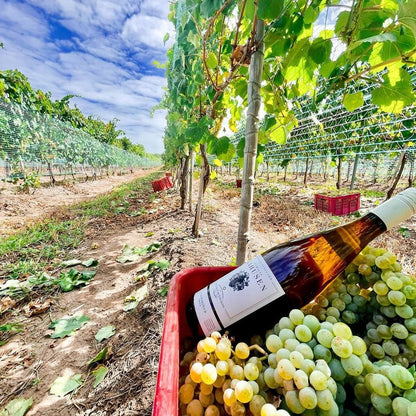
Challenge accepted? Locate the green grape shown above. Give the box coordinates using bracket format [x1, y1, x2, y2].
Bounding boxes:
[395, 304, 414, 319]
[376, 294, 391, 306]
[279, 328, 296, 343]
[373, 314, 388, 326]
[264, 367, 278, 389]
[379, 305, 396, 318]
[405, 317, 416, 332]
[347, 283, 360, 296]
[198, 391, 214, 407]
[235, 342, 250, 359]
[229, 364, 244, 380]
[276, 348, 291, 361]
[326, 307, 340, 319]
[370, 393, 392, 415]
[335, 382, 346, 404]
[230, 400, 245, 416]
[303, 314, 321, 335]
[266, 334, 283, 353]
[332, 298, 346, 312]
[223, 388, 236, 406]
[377, 325, 392, 340]
[285, 390, 305, 414]
[234, 380, 253, 403]
[179, 383, 195, 404]
[315, 359, 331, 379]
[201, 336, 217, 353]
[316, 329, 334, 348]
[313, 344, 332, 363]
[248, 380, 259, 395]
[328, 359, 347, 382]
[295, 343, 314, 360]
[295, 324, 313, 342]
[244, 362, 259, 381]
[190, 362, 203, 383]
[391, 322, 409, 339]
[294, 369, 309, 389]
[285, 338, 300, 351]
[350, 335, 367, 355]
[354, 383, 371, 404]
[409, 402, 416, 416]
[215, 340, 232, 360]
[367, 328, 382, 343]
[353, 294, 368, 309]
[260, 403, 278, 416]
[392, 397, 411, 416]
[300, 359, 316, 376]
[382, 339, 399, 357]
[309, 370, 328, 391]
[387, 364, 415, 390]
[249, 395, 266, 416]
[374, 281, 389, 296]
[331, 337, 353, 358]
[279, 317, 295, 330]
[277, 358, 296, 380]
[186, 399, 204, 416]
[268, 353, 278, 369]
[289, 309, 305, 325]
[316, 389, 335, 410]
[403, 388, 416, 401]
[341, 354, 363, 376]
[403, 284, 416, 300]
[365, 373, 393, 397]
[387, 290, 406, 306]
[289, 350, 305, 368]
[342, 310, 358, 325]
[204, 404, 220, 416]
[216, 360, 229, 376]
[320, 322, 334, 332]
[386, 275, 403, 290]
[299, 386, 318, 409]
[369, 343, 385, 360]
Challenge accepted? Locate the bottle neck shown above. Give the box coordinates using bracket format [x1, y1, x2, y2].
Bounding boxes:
[370, 188, 416, 230]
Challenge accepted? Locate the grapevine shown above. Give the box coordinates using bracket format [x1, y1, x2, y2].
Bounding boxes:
[179, 247, 416, 415]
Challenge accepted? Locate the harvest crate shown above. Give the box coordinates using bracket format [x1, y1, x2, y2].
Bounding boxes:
[153, 266, 234, 416]
[151, 176, 173, 192]
[314, 193, 360, 216]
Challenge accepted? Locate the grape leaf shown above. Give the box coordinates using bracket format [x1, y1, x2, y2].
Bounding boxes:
[123, 284, 149, 311]
[50, 374, 83, 397]
[258, 0, 284, 20]
[206, 52, 218, 69]
[0, 397, 33, 416]
[49, 315, 90, 338]
[81, 258, 98, 267]
[343, 92, 364, 112]
[399, 1, 416, 38]
[95, 325, 116, 343]
[93, 365, 108, 388]
[116, 243, 161, 263]
[87, 347, 110, 367]
[371, 69, 415, 113]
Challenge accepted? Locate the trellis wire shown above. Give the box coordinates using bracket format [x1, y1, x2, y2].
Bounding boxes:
[0, 100, 160, 180]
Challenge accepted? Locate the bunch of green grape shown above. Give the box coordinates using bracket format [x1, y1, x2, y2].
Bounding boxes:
[179, 247, 416, 415]
[303, 246, 416, 415]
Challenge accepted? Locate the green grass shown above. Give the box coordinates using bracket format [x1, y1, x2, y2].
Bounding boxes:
[0, 171, 162, 279]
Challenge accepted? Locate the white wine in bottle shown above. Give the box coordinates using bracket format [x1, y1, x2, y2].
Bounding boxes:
[187, 188, 416, 339]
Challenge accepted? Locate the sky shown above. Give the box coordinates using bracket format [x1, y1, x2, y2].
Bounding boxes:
[0, 0, 174, 154]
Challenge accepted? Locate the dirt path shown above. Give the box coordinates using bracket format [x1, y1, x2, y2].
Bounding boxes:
[0, 168, 158, 237]
[1, 174, 415, 415]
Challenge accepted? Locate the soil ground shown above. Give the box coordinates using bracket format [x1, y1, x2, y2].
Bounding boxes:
[0, 170, 415, 415]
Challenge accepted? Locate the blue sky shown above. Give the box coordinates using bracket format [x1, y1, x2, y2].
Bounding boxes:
[0, 0, 174, 153]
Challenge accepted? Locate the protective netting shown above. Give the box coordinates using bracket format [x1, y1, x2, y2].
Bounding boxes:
[0, 100, 160, 181]
[263, 70, 416, 163]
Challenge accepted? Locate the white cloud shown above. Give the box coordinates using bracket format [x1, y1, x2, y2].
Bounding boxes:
[0, 0, 171, 153]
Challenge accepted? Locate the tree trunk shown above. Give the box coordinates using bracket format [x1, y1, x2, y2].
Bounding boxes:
[284, 165, 287, 182]
[47, 162, 56, 185]
[192, 144, 210, 236]
[350, 153, 360, 190]
[336, 152, 342, 190]
[303, 157, 309, 187]
[408, 153, 414, 187]
[189, 150, 194, 213]
[266, 161, 270, 182]
[236, 19, 264, 266]
[180, 154, 190, 209]
[386, 151, 407, 200]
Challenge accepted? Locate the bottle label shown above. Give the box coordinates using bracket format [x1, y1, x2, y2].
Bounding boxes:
[193, 256, 285, 336]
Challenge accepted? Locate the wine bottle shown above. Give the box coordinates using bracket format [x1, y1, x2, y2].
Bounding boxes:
[187, 188, 416, 340]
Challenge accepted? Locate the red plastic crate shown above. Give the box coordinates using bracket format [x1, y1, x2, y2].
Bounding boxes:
[153, 266, 234, 416]
[151, 177, 173, 192]
[314, 193, 360, 215]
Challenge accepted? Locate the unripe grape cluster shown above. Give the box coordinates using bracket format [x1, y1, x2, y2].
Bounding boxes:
[179, 247, 416, 415]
